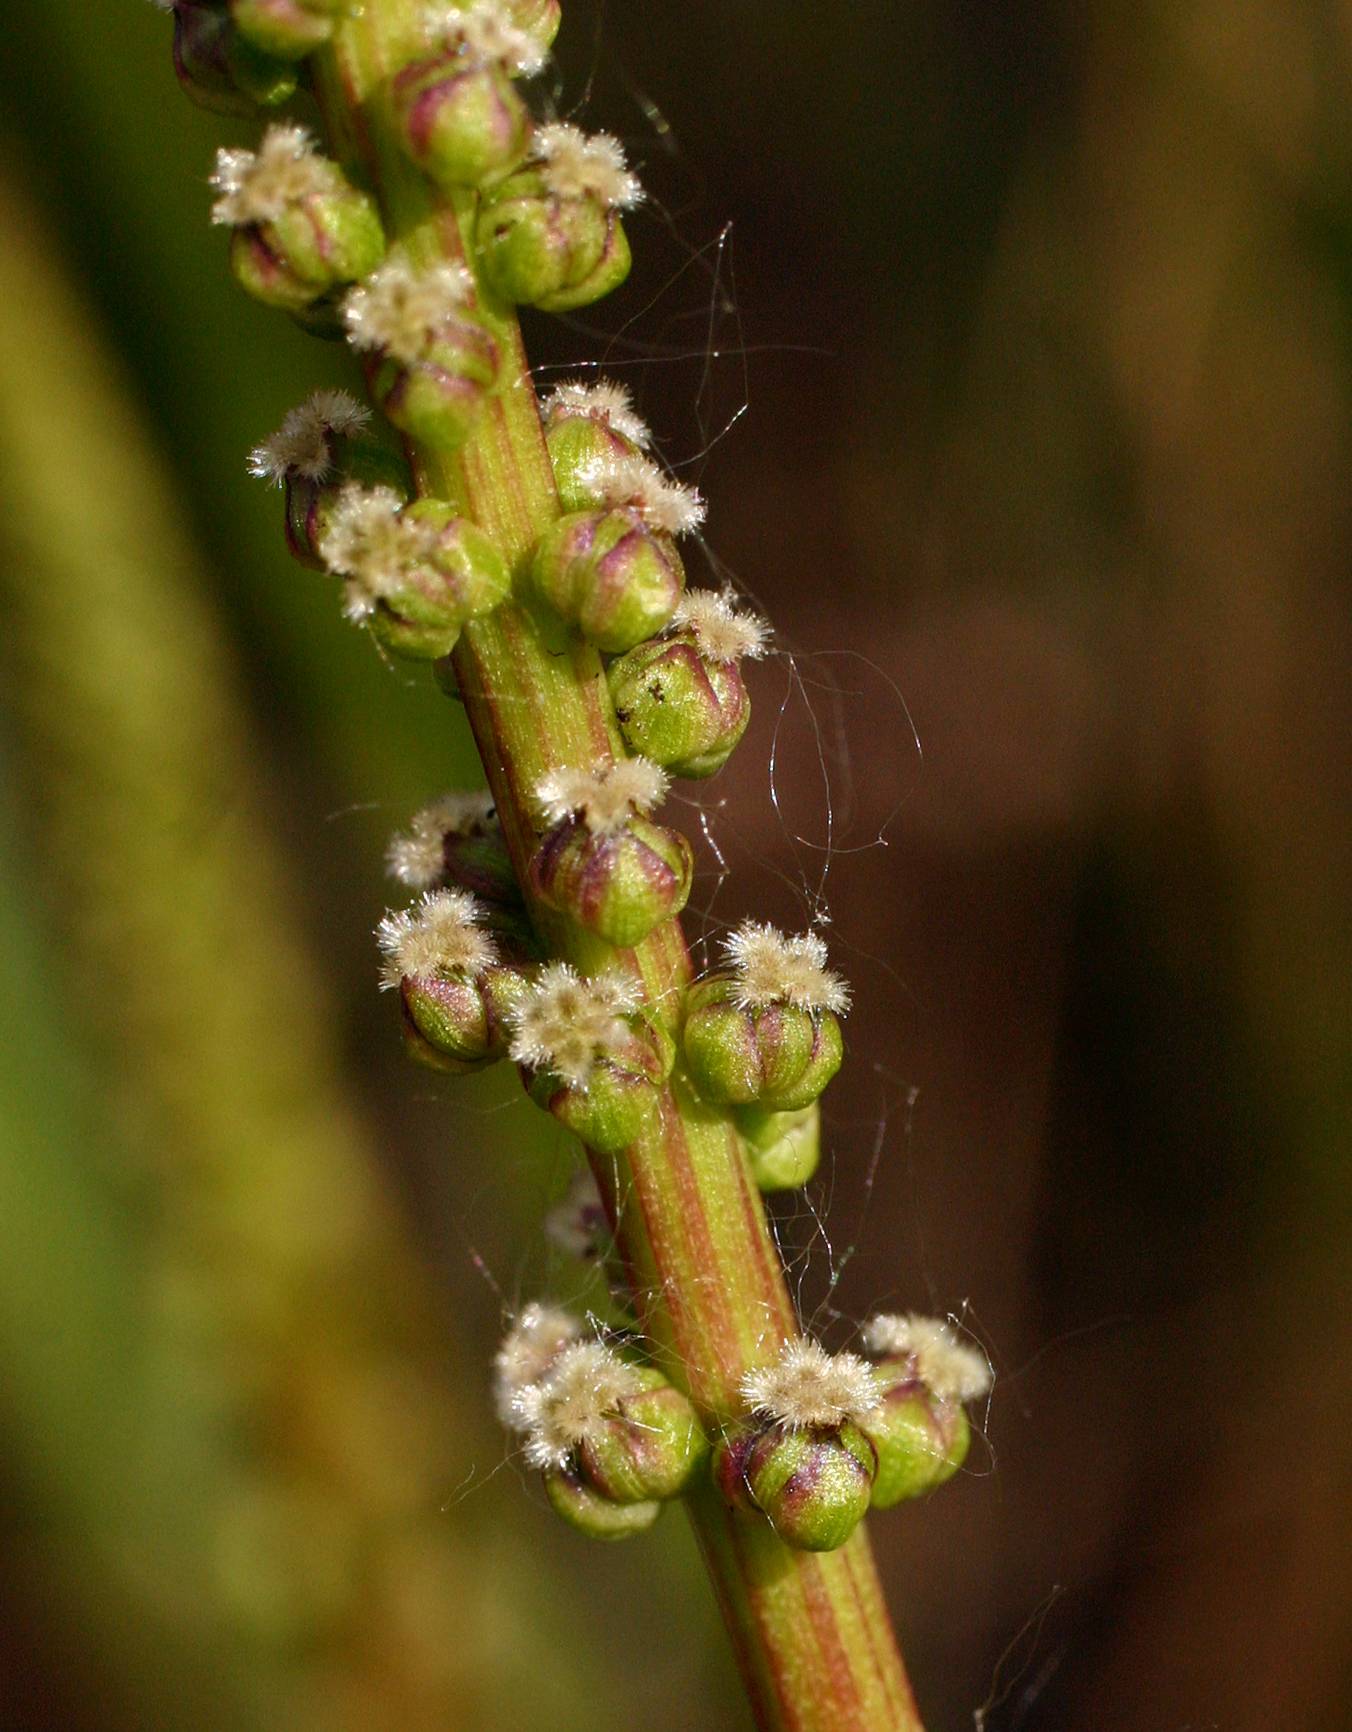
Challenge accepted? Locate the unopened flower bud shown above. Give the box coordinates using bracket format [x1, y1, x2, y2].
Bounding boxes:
[210, 125, 386, 312]
[317, 485, 510, 659]
[162, 1, 298, 114]
[377, 889, 525, 1068]
[858, 1315, 991, 1508]
[229, 0, 342, 60]
[529, 760, 691, 947]
[508, 964, 668, 1154]
[608, 589, 768, 779]
[540, 378, 652, 511]
[385, 790, 523, 908]
[683, 922, 848, 1111]
[475, 123, 641, 312]
[344, 256, 499, 449]
[736, 1104, 820, 1192]
[716, 1338, 882, 1552]
[543, 1467, 661, 1540]
[391, 4, 547, 191]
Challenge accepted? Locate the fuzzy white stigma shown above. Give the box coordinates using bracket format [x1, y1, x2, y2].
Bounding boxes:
[342, 255, 475, 364]
[385, 791, 499, 889]
[573, 450, 704, 537]
[315, 482, 443, 620]
[375, 888, 496, 987]
[493, 1303, 583, 1427]
[544, 1167, 610, 1261]
[423, 0, 548, 73]
[512, 1340, 643, 1469]
[534, 757, 668, 837]
[721, 922, 850, 1016]
[741, 1338, 881, 1431]
[860, 1315, 992, 1404]
[532, 123, 643, 210]
[671, 590, 770, 663]
[210, 124, 332, 226]
[539, 378, 651, 448]
[247, 389, 370, 486]
[507, 962, 641, 1088]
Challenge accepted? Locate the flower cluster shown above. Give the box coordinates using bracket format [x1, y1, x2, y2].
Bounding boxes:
[506, 963, 640, 1089]
[342, 258, 477, 366]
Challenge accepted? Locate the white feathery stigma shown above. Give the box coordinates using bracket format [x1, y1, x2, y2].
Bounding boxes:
[539, 378, 651, 448]
[342, 255, 475, 363]
[493, 1303, 583, 1427]
[247, 389, 371, 486]
[210, 124, 331, 226]
[375, 888, 496, 988]
[721, 921, 851, 1016]
[544, 1167, 610, 1261]
[574, 450, 704, 537]
[512, 1340, 642, 1469]
[385, 790, 499, 888]
[860, 1315, 993, 1404]
[507, 962, 641, 1088]
[422, 0, 548, 73]
[535, 757, 668, 837]
[315, 483, 440, 621]
[671, 589, 770, 663]
[532, 123, 643, 210]
[740, 1338, 881, 1431]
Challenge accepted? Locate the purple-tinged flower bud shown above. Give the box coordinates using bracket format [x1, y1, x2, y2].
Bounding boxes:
[385, 790, 523, 909]
[529, 454, 702, 653]
[475, 123, 642, 312]
[508, 964, 668, 1154]
[736, 1104, 821, 1192]
[715, 1338, 882, 1552]
[512, 1341, 704, 1504]
[529, 760, 691, 947]
[540, 378, 652, 511]
[376, 889, 526, 1068]
[391, 5, 548, 191]
[229, 0, 342, 60]
[247, 389, 409, 569]
[210, 125, 386, 312]
[683, 922, 849, 1111]
[159, 1, 298, 114]
[858, 1315, 991, 1509]
[343, 256, 499, 449]
[316, 485, 510, 659]
[543, 1467, 661, 1540]
[608, 592, 768, 778]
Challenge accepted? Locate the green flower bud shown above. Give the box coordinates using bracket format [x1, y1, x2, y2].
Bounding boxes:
[509, 964, 668, 1155]
[377, 889, 525, 1069]
[575, 1365, 707, 1504]
[858, 1315, 991, 1509]
[540, 379, 653, 511]
[683, 979, 843, 1112]
[716, 1419, 877, 1553]
[736, 1104, 821, 1192]
[509, 0, 560, 45]
[475, 123, 641, 312]
[543, 1467, 661, 1541]
[211, 126, 386, 313]
[317, 486, 510, 660]
[229, 0, 342, 60]
[609, 635, 750, 778]
[390, 13, 542, 193]
[528, 509, 682, 652]
[166, 2, 298, 114]
[529, 759, 691, 946]
[344, 256, 500, 450]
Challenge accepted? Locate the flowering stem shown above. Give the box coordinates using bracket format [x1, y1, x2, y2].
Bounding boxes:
[306, 9, 923, 1727]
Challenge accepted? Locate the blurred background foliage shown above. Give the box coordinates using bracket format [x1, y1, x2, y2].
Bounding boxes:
[0, 2, 1347, 1728]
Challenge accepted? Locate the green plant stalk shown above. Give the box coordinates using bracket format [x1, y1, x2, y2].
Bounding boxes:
[318, 11, 922, 1727]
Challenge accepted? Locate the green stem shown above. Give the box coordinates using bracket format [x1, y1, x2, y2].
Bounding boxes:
[317, 12, 921, 1727]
